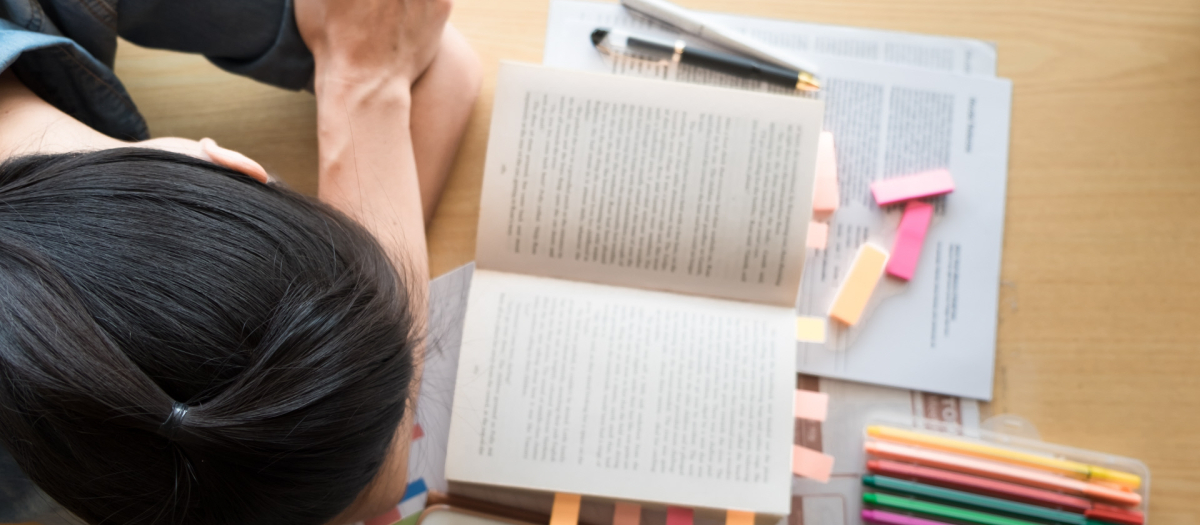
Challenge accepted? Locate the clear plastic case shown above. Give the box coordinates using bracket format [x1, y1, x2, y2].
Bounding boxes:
[861, 412, 1150, 522]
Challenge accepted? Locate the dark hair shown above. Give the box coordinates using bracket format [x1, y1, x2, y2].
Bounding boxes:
[0, 149, 418, 525]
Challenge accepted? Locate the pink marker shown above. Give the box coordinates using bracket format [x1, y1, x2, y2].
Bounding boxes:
[862, 509, 953, 525]
[886, 201, 934, 280]
[871, 169, 954, 206]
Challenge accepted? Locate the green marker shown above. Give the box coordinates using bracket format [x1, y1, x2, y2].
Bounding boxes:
[863, 475, 1087, 524]
[864, 492, 1054, 525]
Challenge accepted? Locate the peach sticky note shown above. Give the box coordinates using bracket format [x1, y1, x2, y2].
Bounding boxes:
[794, 390, 829, 421]
[795, 316, 827, 343]
[887, 201, 935, 281]
[613, 503, 641, 525]
[726, 510, 754, 525]
[870, 169, 955, 206]
[829, 243, 889, 325]
[812, 132, 840, 213]
[792, 445, 835, 483]
[551, 493, 582, 525]
[806, 221, 829, 249]
[666, 507, 693, 525]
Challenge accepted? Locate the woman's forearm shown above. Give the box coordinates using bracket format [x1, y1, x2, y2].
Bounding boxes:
[313, 70, 430, 288]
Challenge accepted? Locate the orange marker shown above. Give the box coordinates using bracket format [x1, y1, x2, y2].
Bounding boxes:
[865, 441, 1141, 507]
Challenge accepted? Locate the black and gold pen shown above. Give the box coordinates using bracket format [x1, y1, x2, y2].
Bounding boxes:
[591, 27, 820, 92]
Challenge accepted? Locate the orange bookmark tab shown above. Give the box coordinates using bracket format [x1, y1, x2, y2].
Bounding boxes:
[793, 390, 829, 421]
[829, 243, 888, 325]
[792, 445, 835, 483]
[666, 507, 693, 525]
[551, 493, 582, 525]
[613, 503, 641, 525]
[726, 510, 754, 525]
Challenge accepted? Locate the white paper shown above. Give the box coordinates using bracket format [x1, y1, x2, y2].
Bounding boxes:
[543, 1, 1013, 400]
[446, 270, 796, 515]
[476, 62, 823, 307]
[409, 266, 980, 525]
[544, 1, 997, 78]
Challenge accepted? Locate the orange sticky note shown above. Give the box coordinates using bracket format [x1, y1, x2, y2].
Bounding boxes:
[795, 316, 827, 343]
[613, 503, 641, 525]
[726, 510, 754, 525]
[813, 132, 840, 213]
[365, 507, 402, 525]
[794, 390, 829, 421]
[551, 493, 582, 525]
[829, 243, 888, 325]
[806, 221, 828, 249]
[792, 445, 835, 483]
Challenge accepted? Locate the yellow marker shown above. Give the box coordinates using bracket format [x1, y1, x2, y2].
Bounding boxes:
[550, 493, 582, 525]
[796, 316, 827, 343]
[867, 425, 1141, 489]
[829, 243, 888, 325]
[725, 510, 754, 525]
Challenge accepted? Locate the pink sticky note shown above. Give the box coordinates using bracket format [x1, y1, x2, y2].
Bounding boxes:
[806, 221, 828, 249]
[666, 507, 693, 525]
[794, 390, 829, 421]
[792, 445, 835, 483]
[812, 132, 840, 214]
[887, 201, 934, 281]
[870, 169, 954, 206]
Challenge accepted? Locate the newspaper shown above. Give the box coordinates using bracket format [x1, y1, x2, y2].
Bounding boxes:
[541, 0, 1012, 401]
[409, 264, 980, 525]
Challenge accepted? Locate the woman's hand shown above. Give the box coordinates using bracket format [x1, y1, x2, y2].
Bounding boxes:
[294, 0, 452, 87]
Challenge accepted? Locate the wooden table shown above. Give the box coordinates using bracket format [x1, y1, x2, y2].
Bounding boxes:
[113, 0, 1200, 521]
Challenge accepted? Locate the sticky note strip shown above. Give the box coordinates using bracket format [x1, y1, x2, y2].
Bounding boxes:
[829, 243, 888, 325]
[401, 478, 427, 502]
[613, 503, 641, 525]
[795, 316, 827, 343]
[397, 490, 427, 518]
[726, 510, 754, 525]
[813, 132, 840, 213]
[666, 507, 693, 525]
[412, 423, 425, 440]
[364, 507, 402, 525]
[870, 169, 954, 206]
[792, 445, 835, 483]
[886, 201, 934, 281]
[806, 221, 828, 249]
[794, 390, 829, 421]
[551, 493, 582, 525]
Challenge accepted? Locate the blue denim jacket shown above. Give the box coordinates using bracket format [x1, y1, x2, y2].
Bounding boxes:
[0, 1, 314, 521]
[0, 0, 314, 140]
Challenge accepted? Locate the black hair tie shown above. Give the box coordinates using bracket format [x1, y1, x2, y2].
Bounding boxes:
[158, 402, 190, 440]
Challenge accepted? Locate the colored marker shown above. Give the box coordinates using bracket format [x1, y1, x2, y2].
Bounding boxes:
[1085, 507, 1145, 525]
[865, 475, 1090, 524]
[867, 459, 1092, 513]
[868, 426, 1142, 489]
[864, 492, 1044, 525]
[865, 441, 1142, 506]
[862, 509, 954, 525]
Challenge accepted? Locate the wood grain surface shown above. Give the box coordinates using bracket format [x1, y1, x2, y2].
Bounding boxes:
[111, 0, 1200, 521]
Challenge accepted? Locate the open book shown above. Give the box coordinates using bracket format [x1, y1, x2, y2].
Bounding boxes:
[444, 63, 824, 516]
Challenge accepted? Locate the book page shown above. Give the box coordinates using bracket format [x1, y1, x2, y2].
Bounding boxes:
[541, 9, 1013, 401]
[445, 270, 795, 515]
[544, 0, 997, 78]
[475, 63, 823, 307]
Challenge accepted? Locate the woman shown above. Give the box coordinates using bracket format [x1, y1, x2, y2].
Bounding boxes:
[0, 0, 481, 524]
